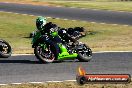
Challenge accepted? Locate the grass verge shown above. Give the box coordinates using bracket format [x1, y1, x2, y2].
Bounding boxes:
[0, 81, 132, 88]
[1, 0, 132, 12]
[0, 11, 132, 54]
[50, 1, 132, 12]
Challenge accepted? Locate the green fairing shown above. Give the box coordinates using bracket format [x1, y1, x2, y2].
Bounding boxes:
[51, 31, 58, 37]
[32, 29, 78, 61]
[58, 44, 78, 60]
[32, 31, 41, 44]
[59, 44, 68, 53]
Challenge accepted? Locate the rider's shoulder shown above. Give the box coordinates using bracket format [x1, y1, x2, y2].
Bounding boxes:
[46, 22, 57, 27]
[45, 22, 53, 25]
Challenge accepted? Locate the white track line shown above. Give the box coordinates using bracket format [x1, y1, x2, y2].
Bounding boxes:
[0, 84, 8, 86]
[72, 20, 77, 21]
[100, 23, 106, 24]
[11, 51, 132, 56]
[65, 80, 76, 82]
[46, 17, 52, 19]
[46, 81, 63, 83]
[55, 18, 60, 19]
[11, 83, 22, 85]
[63, 19, 68, 20]
[123, 25, 129, 27]
[70, 7, 76, 8]
[29, 15, 35, 17]
[112, 24, 118, 26]
[91, 22, 96, 24]
[81, 8, 86, 10]
[29, 82, 44, 84]
[0, 11, 35, 16]
[0, 80, 76, 86]
[92, 9, 99, 11]
[56, 6, 62, 7]
[93, 51, 132, 53]
[119, 11, 125, 13]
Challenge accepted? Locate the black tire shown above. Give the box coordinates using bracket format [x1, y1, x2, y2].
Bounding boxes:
[77, 44, 92, 62]
[0, 40, 12, 58]
[76, 76, 87, 85]
[34, 44, 56, 63]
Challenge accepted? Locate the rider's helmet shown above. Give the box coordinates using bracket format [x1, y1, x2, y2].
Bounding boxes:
[36, 16, 47, 31]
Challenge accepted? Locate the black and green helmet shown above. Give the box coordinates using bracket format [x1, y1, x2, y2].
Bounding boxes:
[36, 16, 47, 30]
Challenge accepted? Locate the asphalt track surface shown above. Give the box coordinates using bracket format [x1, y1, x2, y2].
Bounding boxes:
[0, 52, 132, 84]
[1, 2, 132, 25]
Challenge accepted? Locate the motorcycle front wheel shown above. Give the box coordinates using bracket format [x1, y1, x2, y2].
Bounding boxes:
[77, 44, 92, 62]
[34, 45, 55, 63]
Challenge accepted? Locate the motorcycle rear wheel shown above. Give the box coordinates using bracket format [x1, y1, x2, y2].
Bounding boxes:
[0, 39, 12, 58]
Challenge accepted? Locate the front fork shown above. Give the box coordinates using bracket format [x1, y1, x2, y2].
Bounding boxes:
[57, 43, 78, 60]
[38, 43, 48, 52]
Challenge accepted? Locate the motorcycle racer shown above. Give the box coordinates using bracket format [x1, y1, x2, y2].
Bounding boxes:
[32, 16, 76, 59]
[32, 16, 92, 63]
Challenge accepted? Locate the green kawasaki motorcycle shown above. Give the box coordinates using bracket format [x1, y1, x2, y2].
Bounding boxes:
[32, 27, 92, 63]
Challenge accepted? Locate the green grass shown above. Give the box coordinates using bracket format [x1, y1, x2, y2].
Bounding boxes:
[0, 12, 132, 54]
[0, 12, 36, 54]
[50, 1, 132, 12]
